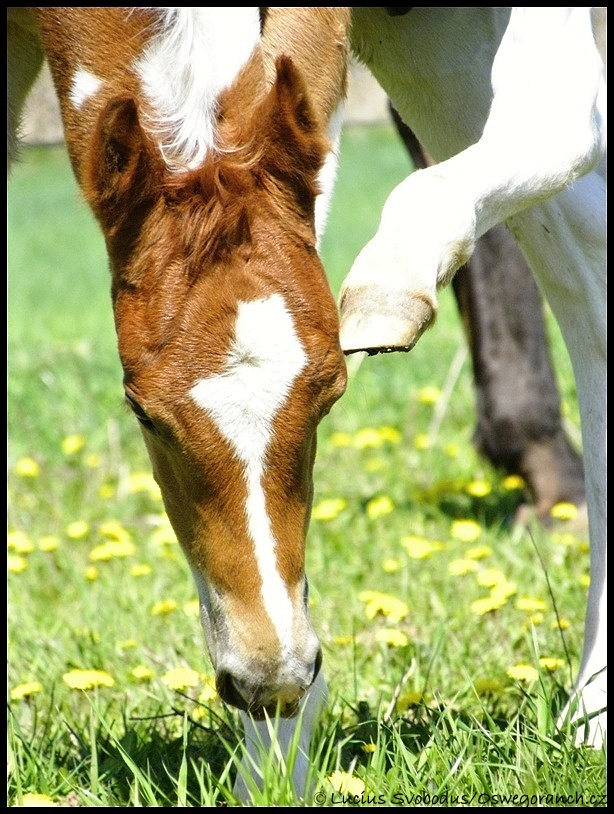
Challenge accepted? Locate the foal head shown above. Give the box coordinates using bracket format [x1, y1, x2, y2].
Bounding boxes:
[83, 54, 347, 716]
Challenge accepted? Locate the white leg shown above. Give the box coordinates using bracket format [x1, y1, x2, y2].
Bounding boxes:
[233, 671, 328, 803]
[507, 174, 606, 748]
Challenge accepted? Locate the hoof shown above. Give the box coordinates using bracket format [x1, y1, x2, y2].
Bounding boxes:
[339, 286, 435, 355]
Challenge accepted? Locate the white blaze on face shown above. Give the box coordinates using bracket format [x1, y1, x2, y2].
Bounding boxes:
[190, 294, 308, 651]
[135, 7, 262, 170]
[69, 68, 103, 108]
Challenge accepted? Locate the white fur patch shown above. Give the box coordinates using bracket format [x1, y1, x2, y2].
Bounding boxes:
[314, 102, 345, 249]
[190, 294, 308, 648]
[136, 8, 262, 170]
[69, 68, 103, 109]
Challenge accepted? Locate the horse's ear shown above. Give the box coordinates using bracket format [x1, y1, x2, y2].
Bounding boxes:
[84, 95, 159, 230]
[259, 56, 329, 206]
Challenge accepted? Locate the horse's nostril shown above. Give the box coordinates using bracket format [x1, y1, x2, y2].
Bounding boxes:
[215, 670, 249, 712]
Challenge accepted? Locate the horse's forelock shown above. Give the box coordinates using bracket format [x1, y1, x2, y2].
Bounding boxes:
[159, 57, 328, 268]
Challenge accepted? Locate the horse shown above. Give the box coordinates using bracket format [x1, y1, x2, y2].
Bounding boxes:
[342, 7, 606, 758]
[8, 6, 606, 802]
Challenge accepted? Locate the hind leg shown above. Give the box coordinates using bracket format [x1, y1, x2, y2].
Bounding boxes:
[451, 236, 586, 524]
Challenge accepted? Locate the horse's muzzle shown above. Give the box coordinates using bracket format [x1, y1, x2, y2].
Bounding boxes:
[216, 648, 323, 719]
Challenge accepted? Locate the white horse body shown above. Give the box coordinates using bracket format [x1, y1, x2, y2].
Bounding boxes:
[340, 7, 606, 749]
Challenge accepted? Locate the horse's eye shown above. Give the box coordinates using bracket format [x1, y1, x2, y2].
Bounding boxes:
[124, 392, 156, 433]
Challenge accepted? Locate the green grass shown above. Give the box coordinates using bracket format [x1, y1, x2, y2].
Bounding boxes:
[8, 127, 605, 806]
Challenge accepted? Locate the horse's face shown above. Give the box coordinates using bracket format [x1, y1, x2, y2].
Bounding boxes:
[84, 58, 347, 716]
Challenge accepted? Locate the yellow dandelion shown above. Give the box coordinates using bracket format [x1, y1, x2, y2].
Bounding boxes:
[61, 434, 85, 455]
[375, 628, 409, 647]
[366, 495, 394, 520]
[99, 520, 132, 543]
[359, 590, 408, 624]
[516, 596, 547, 613]
[476, 568, 507, 588]
[353, 427, 384, 449]
[89, 539, 136, 561]
[523, 612, 544, 627]
[19, 792, 57, 807]
[198, 677, 218, 703]
[8, 531, 35, 554]
[579, 574, 590, 588]
[8, 555, 27, 574]
[162, 666, 200, 690]
[465, 544, 493, 560]
[502, 474, 525, 491]
[330, 431, 352, 447]
[451, 519, 482, 543]
[401, 535, 444, 559]
[473, 677, 504, 695]
[377, 426, 402, 444]
[471, 595, 504, 615]
[448, 558, 479, 576]
[131, 665, 154, 681]
[83, 453, 102, 469]
[151, 599, 178, 616]
[552, 618, 571, 630]
[550, 502, 579, 521]
[99, 483, 115, 499]
[130, 563, 152, 577]
[552, 531, 577, 548]
[14, 457, 41, 478]
[84, 566, 99, 581]
[327, 771, 365, 797]
[466, 480, 492, 498]
[119, 639, 138, 649]
[539, 657, 565, 671]
[444, 443, 459, 458]
[10, 681, 43, 701]
[312, 497, 347, 521]
[362, 743, 376, 754]
[38, 535, 60, 552]
[333, 635, 355, 646]
[507, 664, 538, 683]
[63, 669, 115, 690]
[149, 517, 178, 546]
[183, 599, 200, 617]
[126, 470, 161, 499]
[396, 691, 424, 712]
[490, 580, 517, 604]
[417, 385, 441, 405]
[363, 456, 388, 473]
[66, 521, 89, 540]
[413, 433, 431, 450]
[382, 557, 403, 573]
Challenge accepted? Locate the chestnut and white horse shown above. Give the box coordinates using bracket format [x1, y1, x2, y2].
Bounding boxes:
[8, 6, 606, 801]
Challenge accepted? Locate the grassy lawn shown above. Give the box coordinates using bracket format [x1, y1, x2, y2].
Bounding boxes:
[7, 126, 604, 806]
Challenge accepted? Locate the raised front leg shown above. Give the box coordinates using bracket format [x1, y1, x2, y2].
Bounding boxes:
[388, 105, 586, 523]
[341, 9, 605, 355]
